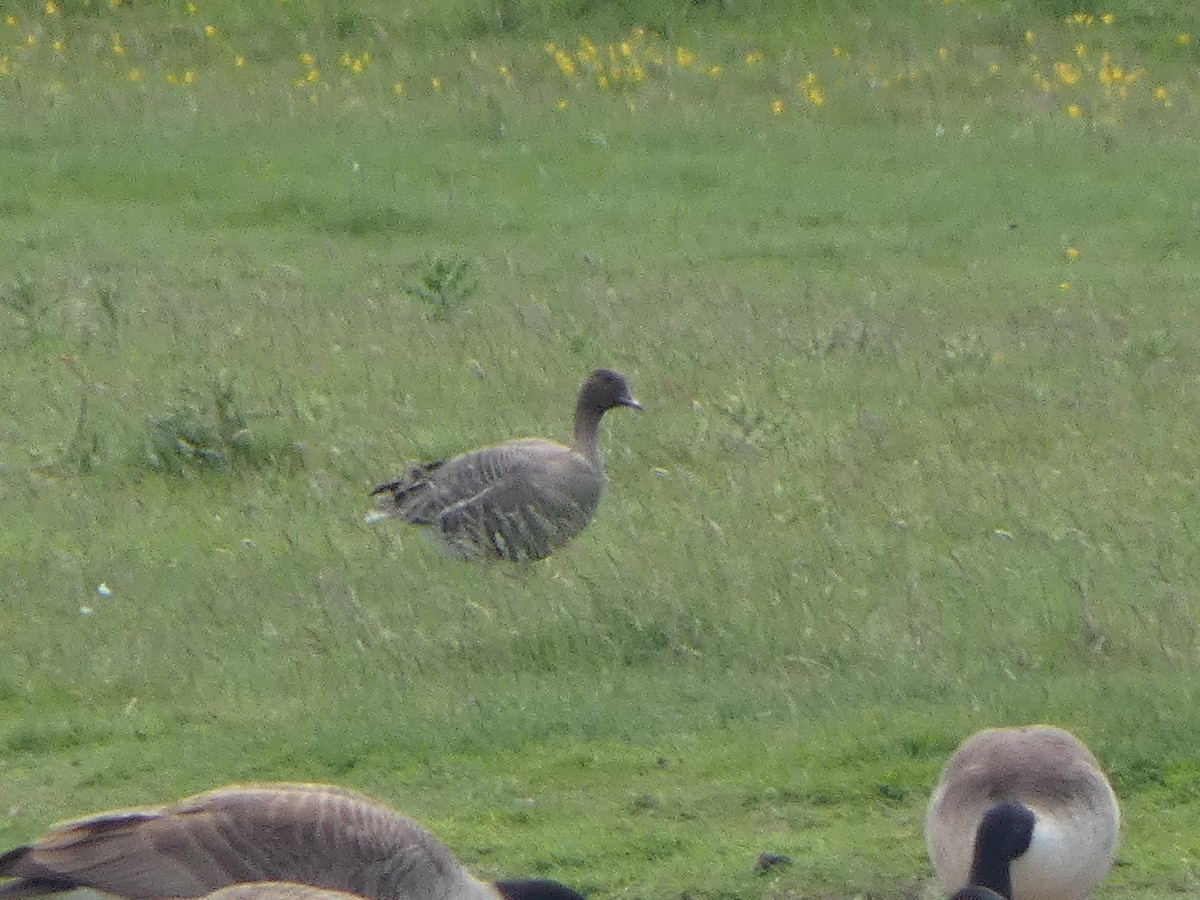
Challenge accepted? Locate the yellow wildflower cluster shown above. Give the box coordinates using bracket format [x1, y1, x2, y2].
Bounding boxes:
[1017, 11, 1175, 123]
[0, 0, 1190, 125]
[543, 27, 704, 91]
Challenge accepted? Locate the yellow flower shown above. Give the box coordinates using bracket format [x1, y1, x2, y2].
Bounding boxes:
[109, 0, 121, 7]
[4, 15, 17, 26]
[1178, 33, 1191, 45]
[52, 39, 64, 52]
[676, 46, 696, 67]
[1054, 62, 1080, 85]
[707, 64, 721, 78]
[771, 97, 784, 115]
[128, 67, 141, 81]
[554, 50, 575, 77]
[1153, 86, 1168, 101]
[1100, 12, 1114, 24]
[186, 2, 196, 12]
[0, 55, 8, 76]
[1065, 246, 1080, 260]
[25, 33, 36, 47]
[1074, 43, 1086, 56]
[832, 45, 847, 58]
[44, 1, 59, 14]
[306, 68, 318, 82]
[111, 32, 124, 56]
[988, 62, 1000, 75]
[350, 58, 363, 74]
[234, 54, 244, 68]
[166, 71, 179, 85]
[1059, 282, 1070, 291]
[938, 47, 949, 61]
[1065, 104, 1083, 118]
[298, 52, 314, 67]
[743, 49, 762, 65]
[555, 98, 567, 109]
[807, 86, 825, 106]
[392, 81, 403, 95]
[203, 24, 216, 38]
[1024, 30, 1035, 44]
[430, 76, 441, 91]
[183, 70, 195, 84]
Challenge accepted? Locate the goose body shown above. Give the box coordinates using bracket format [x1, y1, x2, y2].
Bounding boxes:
[926, 725, 1120, 900]
[205, 885, 369, 900]
[0, 783, 584, 900]
[371, 369, 640, 562]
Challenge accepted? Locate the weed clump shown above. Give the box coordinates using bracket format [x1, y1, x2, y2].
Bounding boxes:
[145, 376, 299, 477]
[404, 253, 477, 321]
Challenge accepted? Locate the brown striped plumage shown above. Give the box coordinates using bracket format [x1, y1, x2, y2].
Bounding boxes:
[0, 784, 584, 900]
[370, 369, 640, 562]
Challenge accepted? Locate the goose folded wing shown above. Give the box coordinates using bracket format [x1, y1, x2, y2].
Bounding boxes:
[0, 785, 469, 900]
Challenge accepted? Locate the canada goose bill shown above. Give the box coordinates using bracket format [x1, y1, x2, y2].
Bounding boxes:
[369, 368, 640, 563]
[925, 724, 1120, 900]
[0, 783, 586, 900]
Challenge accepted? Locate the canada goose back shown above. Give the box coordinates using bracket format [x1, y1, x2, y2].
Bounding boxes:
[204, 884, 370, 900]
[370, 369, 640, 562]
[0, 784, 583, 900]
[925, 725, 1119, 900]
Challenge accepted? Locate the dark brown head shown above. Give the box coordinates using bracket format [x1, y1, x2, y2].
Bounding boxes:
[578, 369, 641, 415]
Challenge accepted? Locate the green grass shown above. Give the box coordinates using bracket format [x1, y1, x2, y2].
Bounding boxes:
[2, 1, 1200, 898]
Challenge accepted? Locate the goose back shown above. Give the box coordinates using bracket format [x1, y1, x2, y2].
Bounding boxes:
[204, 884, 370, 900]
[0, 784, 511, 900]
[925, 725, 1119, 900]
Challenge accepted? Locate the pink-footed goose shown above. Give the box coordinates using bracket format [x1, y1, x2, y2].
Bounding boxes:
[925, 725, 1120, 900]
[369, 369, 641, 562]
[0, 783, 585, 900]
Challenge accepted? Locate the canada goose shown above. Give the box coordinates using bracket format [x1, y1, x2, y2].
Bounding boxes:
[369, 369, 641, 562]
[204, 885, 371, 900]
[925, 725, 1120, 900]
[0, 783, 586, 900]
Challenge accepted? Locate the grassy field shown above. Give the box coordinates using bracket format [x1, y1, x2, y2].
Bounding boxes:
[2, 1, 1200, 897]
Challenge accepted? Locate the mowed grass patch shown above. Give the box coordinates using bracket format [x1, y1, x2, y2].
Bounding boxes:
[3, 2, 1200, 898]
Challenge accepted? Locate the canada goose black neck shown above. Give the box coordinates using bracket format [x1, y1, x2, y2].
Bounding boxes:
[494, 879, 587, 900]
[949, 889, 1009, 900]
[966, 802, 1036, 900]
[571, 369, 641, 461]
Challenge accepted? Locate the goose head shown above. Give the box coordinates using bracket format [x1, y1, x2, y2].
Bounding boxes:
[578, 369, 642, 415]
[960, 802, 1036, 900]
[494, 879, 587, 900]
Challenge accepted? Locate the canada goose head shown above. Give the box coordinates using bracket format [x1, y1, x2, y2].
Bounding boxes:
[947, 889, 1010, 900]
[926, 725, 1120, 900]
[958, 802, 1036, 899]
[578, 369, 642, 415]
[494, 879, 587, 900]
